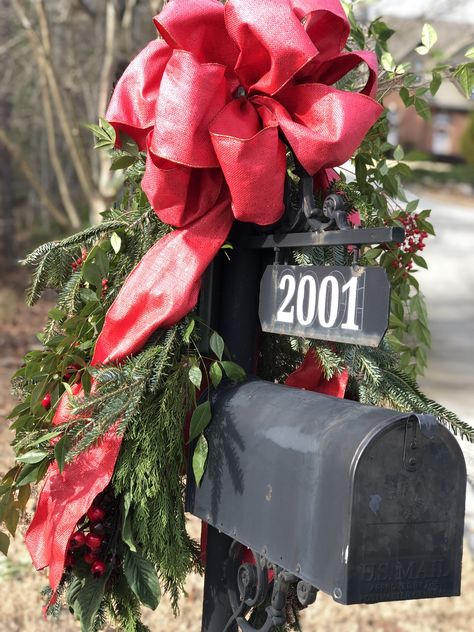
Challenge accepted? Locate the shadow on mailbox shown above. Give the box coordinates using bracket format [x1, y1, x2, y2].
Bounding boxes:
[186, 379, 466, 608]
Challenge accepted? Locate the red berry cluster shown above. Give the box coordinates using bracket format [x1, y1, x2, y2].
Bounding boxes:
[71, 248, 88, 272]
[101, 278, 108, 298]
[391, 212, 428, 273]
[65, 494, 115, 577]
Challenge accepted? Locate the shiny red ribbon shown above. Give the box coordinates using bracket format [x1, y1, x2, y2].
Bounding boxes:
[25, 0, 382, 589]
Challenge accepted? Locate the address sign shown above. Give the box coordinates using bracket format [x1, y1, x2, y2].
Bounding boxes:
[259, 264, 391, 347]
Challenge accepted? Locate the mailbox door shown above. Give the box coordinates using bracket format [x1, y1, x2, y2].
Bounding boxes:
[346, 419, 466, 604]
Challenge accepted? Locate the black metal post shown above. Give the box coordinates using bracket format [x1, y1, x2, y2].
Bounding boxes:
[201, 225, 262, 632]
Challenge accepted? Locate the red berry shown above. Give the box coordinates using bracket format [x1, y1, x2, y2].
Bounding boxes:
[87, 506, 106, 523]
[91, 522, 106, 536]
[85, 533, 103, 550]
[41, 393, 51, 409]
[91, 560, 107, 577]
[70, 531, 86, 549]
[84, 551, 98, 565]
[101, 279, 108, 287]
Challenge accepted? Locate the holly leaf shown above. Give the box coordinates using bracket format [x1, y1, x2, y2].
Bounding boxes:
[192, 435, 209, 487]
[123, 548, 161, 610]
[209, 362, 223, 388]
[0, 532, 9, 556]
[188, 366, 202, 389]
[188, 401, 212, 442]
[221, 361, 246, 383]
[209, 331, 224, 360]
[54, 435, 71, 474]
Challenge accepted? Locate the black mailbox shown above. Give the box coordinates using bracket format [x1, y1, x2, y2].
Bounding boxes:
[186, 379, 466, 606]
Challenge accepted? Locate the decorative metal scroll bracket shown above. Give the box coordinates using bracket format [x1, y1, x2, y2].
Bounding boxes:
[224, 540, 318, 632]
[243, 167, 405, 250]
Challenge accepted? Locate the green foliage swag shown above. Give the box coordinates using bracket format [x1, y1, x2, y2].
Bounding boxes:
[1, 8, 473, 632]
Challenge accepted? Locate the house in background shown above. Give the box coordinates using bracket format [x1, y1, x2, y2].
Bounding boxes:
[361, 2, 474, 161]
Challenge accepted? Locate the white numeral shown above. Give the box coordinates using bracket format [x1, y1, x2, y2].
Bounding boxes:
[296, 274, 317, 326]
[341, 277, 360, 330]
[276, 274, 296, 323]
[318, 276, 339, 328]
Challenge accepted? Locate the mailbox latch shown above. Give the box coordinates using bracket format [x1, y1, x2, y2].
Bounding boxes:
[403, 415, 421, 471]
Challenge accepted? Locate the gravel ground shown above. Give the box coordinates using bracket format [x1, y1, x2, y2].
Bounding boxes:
[1, 221, 473, 632]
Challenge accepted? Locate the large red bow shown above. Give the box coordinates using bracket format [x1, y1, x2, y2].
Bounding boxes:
[26, 0, 382, 589]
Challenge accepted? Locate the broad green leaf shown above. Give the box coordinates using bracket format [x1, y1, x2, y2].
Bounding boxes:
[381, 51, 395, 72]
[0, 532, 9, 556]
[82, 261, 102, 288]
[209, 362, 223, 388]
[466, 46, 474, 59]
[415, 45, 429, 56]
[209, 331, 225, 360]
[111, 155, 136, 171]
[5, 507, 19, 537]
[453, 63, 474, 98]
[0, 492, 13, 522]
[17, 484, 31, 511]
[94, 248, 109, 279]
[393, 145, 404, 161]
[193, 435, 209, 487]
[188, 401, 212, 442]
[34, 430, 62, 444]
[67, 576, 84, 609]
[412, 254, 428, 269]
[48, 307, 66, 321]
[430, 72, 442, 96]
[7, 402, 31, 420]
[16, 449, 49, 464]
[54, 435, 71, 474]
[414, 98, 431, 120]
[123, 548, 160, 610]
[221, 361, 246, 383]
[121, 494, 137, 553]
[15, 460, 48, 486]
[183, 319, 195, 343]
[110, 232, 122, 254]
[406, 200, 419, 213]
[421, 23, 438, 51]
[188, 366, 202, 389]
[98, 118, 116, 143]
[72, 574, 108, 632]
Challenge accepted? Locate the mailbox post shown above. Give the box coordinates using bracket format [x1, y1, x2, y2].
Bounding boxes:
[190, 181, 467, 632]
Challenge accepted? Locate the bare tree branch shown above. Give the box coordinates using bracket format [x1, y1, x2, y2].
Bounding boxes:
[13, 0, 95, 202]
[40, 81, 81, 228]
[0, 127, 69, 228]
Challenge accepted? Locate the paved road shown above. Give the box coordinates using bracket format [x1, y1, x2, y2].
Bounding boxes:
[413, 188, 474, 551]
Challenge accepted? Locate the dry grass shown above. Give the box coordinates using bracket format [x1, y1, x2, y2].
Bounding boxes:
[1, 284, 473, 632]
